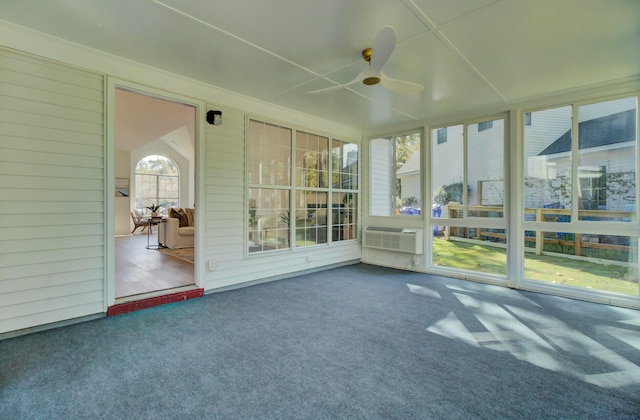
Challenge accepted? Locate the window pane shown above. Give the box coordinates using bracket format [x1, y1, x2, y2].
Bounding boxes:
[332, 192, 357, 241]
[296, 131, 328, 188]
[395, 132, 421, 216]
[432, 124, 464, 219]
[295, 191, 328, 246]
[577, 97, 636, 221]
[248, 188, 290, 253]
[248, 120, 264, 185]
[478, 121, 493, 131]
[158, 175, 179, 214]
[158, 175, 178, 198]
[136, 155, 178, 175]
[249, 120, 291, 186]
[523, 106, 572, 220]
[370, 138, 392, 216]
[468, 119, 504, 218]
[524, 232, 638, 296]
[332, 140, 358, 190]
[135, 173, 157, 210]
[135, 155, 180, 214]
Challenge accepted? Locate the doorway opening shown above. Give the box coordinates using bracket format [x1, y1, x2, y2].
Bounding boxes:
[113, 88, 196, 300]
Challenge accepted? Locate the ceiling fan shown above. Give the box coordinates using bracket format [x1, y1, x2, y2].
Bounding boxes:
[309, 25, 424, 95]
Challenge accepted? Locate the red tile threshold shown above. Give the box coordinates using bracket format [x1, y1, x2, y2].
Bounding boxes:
[107, 288, 204, 317]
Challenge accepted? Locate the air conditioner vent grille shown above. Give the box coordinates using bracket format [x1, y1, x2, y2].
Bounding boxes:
[363, 226, 423, 254]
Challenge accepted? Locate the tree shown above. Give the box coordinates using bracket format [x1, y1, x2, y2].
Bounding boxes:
[395, 133, 420, 171]
[136, 155, 178, 175]
[433, 181, 466, 206]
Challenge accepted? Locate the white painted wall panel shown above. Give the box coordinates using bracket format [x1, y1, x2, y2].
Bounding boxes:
[0, 224, 104, 241]
[0, 48, 105, 334]
[2, 96, 103, 125]
[1, 51, 103, 89]
[0, 135, 103, 157]
[0, 302, 104, 334]
[0, 235, 103, 255]
[369, 138, 392, 216]
[1, 268, 103, 294]
[0, 258, 104, 282]
[0, 121, 103, 146]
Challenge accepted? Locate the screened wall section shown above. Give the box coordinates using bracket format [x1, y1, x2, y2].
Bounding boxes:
[523, 96, 638, 297]
[430, 118, 507, 277]
[248, 119, 358, 254]
[363, 93, 639, 307]
[369, 131, 421, 216]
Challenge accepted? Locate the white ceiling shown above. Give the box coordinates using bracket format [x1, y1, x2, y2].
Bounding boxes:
[115, 88, 195, 158]
[1, 0, 639, 131]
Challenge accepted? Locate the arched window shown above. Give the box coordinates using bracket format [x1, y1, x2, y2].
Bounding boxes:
[135, 155, 179, 215]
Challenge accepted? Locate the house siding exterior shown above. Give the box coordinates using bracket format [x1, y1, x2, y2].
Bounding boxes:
[0, 49, 106, 333]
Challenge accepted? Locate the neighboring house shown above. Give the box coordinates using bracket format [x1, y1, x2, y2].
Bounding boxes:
[395, 151, 420, 208]
[526, 100, 636, 212]
[429, 123, 504, 207]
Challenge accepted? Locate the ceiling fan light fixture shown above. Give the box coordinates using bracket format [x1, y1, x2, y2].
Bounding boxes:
[363, 76, 380, 86]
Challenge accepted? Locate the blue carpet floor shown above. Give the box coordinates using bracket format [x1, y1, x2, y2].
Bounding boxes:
[1, 264, 639, 419]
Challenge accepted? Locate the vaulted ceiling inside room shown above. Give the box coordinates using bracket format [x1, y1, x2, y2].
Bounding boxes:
[1, 0, 639, 131]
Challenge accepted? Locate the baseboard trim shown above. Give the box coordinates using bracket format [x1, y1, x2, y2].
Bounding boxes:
[0, 313, 106, 341]
[108, 288, 204, 316]
[205, 260, 360, 294]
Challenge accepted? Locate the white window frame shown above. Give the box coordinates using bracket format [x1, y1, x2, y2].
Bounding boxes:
[246, 117, 360, 256]
[368, 130, 423, 218]
[134, 155, 180, 215]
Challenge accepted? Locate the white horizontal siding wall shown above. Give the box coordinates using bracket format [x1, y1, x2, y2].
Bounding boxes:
[203, 108, 360, 291]
[0, 49, 105, 333]
[369, 138, 392, 216]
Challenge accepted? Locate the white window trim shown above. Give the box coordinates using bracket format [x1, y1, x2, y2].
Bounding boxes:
[245, 116, 361, 257]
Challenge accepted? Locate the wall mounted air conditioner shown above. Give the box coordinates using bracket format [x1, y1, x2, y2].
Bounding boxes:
[362, 226, 424, 254]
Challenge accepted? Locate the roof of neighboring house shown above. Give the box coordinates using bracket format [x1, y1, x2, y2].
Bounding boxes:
[396, 152, 421, 177]
[538, 109, 636, 156]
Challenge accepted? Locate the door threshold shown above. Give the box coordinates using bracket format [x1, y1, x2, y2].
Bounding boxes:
[109, 285, 203, 316]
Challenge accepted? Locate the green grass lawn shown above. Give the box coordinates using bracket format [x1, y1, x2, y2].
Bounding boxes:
[432, 238, 638, 296]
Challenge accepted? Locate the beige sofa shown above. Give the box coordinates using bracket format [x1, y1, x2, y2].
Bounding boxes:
[159, 208, 194, 249]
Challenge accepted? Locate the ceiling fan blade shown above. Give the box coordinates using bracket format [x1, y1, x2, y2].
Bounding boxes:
[380, 72, 424, 95]
[308, 72, 363, 94]
[369, 26, 397, 73]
